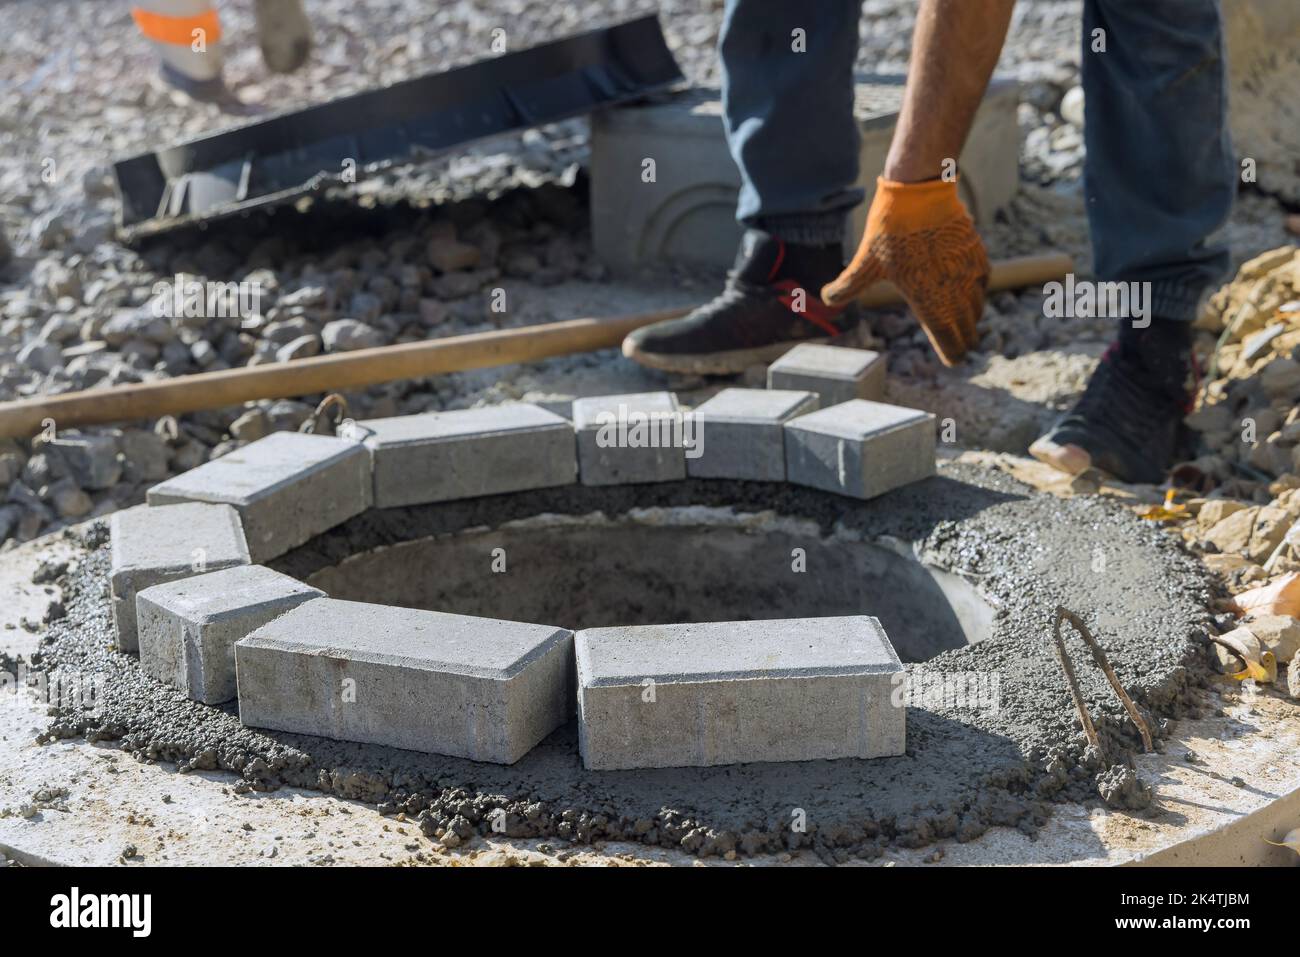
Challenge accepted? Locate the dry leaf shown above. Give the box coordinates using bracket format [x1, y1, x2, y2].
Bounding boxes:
[1212, 626, 1278, 682]
[1234, 572, 1300, 618]
[1231, 649, 1277, 683]
[1138, 489, 1189, 523]
[1264, 828, 1300, 855]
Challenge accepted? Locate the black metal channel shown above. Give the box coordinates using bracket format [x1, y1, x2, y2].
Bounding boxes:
[113, 14, 684, 239]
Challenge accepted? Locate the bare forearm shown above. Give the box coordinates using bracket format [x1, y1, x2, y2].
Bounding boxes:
[884, 0, 1016, 182]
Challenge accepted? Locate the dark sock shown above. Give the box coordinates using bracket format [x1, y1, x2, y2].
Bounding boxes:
[733, 229, 844, 290]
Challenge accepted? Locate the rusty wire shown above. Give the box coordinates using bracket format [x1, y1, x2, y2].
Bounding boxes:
[1050, 606, 1153, 753]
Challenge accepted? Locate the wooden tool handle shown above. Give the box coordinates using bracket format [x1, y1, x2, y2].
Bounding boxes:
[0, 252, 1072, 439]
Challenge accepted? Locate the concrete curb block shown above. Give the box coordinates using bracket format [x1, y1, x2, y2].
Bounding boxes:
[590, 79, 1020, 269]
[146, 431, 372, 563]
[136, 564, 324, 704]
[235, 598, 574, 764]
[575, 616, 905, 770]
[109, 502, 251, 652]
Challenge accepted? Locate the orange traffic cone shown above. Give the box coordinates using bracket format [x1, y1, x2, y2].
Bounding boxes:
[130, 0, 225, 99]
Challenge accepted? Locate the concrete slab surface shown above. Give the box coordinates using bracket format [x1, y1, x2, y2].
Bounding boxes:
[12, 474, 1296, 866]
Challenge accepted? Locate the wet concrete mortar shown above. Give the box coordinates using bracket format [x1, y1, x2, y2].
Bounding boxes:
[27, 461, 1215, 862]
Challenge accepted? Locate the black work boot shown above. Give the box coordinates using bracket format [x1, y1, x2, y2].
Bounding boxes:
[1030, 317, 1197, 484]
[622, 229, 858, 375]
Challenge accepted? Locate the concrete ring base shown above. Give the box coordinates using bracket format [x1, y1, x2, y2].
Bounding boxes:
[1, 512, 1295, 865]
[8, 463, 1295, 864]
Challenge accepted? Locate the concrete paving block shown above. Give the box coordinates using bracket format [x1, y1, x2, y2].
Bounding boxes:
[767, 344, 886, 406]
[686, 388, 819, 481]
[235, 598, 573, 764]
[572, 391, 689, 485]
[109, 503, 251, 652]
[575, 616, 905, 770]
[591, 79, 1019, 268]
[785, 400, 936, 500]
[146, 431, 372, 563]
[136, 565, 324, 704]
[357, 404, 575, 507]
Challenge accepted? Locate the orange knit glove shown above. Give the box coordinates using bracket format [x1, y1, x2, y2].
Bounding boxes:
[822, 177, 990, 366]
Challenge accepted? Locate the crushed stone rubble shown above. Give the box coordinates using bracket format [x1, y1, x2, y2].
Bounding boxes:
[1167, 246, 1300, 697]
[0, 1, 1190, 553]
[1, 1, 1294, 550]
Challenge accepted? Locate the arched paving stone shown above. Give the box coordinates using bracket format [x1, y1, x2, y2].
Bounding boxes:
[112, 352, 938, 767]
[354, 403, 575, 507]
[686, 387, 819, 481]
[572, 391, 688, 485]
[785, 399, 936, 500]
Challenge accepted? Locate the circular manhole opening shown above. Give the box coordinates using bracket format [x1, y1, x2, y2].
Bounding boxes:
[300, 507, 994, 663]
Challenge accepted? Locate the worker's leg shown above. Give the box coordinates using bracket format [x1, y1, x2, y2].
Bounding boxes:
[1032, 0, 1235, 483]
[623, 0, 863, 374]
[1082, 0, 1234, 318]
[721, 0, 864, 243]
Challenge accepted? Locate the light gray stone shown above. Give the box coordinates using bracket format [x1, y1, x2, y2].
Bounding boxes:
[575, 616, 905, 770]
[146, 432, 372, 562]
[767, 344, 887, 406]
[45, 433, 121, 489]
[687, 388, 819, 481]
[50, 480, 92, 519]
[276, 334, 320, 362]
[119, 428, 170, 483]
[109, 503, 251, 651]
[17, 339, 62, 374]
[785, 399, 935, 500]
[357, 404, 575, 507]
[572, 391, 687, 486]
[321, 319, 384, 352]
[136, 564, 324, 704]
[235, 599, 573, 764]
